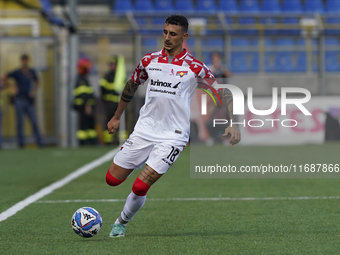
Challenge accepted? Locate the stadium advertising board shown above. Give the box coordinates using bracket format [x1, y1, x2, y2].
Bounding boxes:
[239, 96, 338, 145]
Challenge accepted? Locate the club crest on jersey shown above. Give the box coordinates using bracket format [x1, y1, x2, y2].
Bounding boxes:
[176, 71, 188, 78]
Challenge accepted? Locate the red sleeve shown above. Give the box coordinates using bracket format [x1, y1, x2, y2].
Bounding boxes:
[190, 60, 216, 89]
[131, 54, 151, 85]
[201, 63, 215, 80]
[190, 60, 215, 80]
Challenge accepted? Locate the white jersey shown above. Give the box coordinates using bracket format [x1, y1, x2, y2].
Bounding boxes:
[131, 48, 215, 146]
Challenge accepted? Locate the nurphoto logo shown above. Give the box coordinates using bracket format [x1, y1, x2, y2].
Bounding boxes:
[200, 83, 311, 128]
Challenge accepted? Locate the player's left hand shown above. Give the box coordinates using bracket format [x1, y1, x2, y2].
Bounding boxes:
[222, 125, 241, 145]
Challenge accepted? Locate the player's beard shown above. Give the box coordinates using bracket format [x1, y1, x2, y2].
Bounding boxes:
[164, 41, 181, 54]
[164, 40, 172, 50]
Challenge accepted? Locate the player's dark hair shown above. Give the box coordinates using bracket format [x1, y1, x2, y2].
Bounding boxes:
[165, 15, 189, 33]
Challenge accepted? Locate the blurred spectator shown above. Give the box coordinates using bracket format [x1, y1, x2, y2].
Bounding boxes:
[73, 58, 97, 146]
[99, 55, 126, 145]
[205, 52, 232, 146]
[208, 51, 232, 81]
[205, 102, 229, 146]
[1, 54, 44, 148]
[325, 108, 340, 141]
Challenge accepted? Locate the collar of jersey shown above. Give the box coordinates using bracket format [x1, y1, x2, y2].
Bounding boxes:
[161, 48, 187, 60]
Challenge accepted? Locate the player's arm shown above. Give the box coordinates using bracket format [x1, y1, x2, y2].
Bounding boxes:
[1, 74, 9, 89]
[1, 74, 18, 94]
[218, 88, 241, 145]
[29, 70, 39, 98]
[223, 68, 232, 78]
[107, 78, 139, 134]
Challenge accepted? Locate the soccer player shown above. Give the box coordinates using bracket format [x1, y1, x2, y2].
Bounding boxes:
[105, 15, 241, 237]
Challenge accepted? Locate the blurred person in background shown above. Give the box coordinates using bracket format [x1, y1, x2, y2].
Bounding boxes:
[205, 51, 232, 146]
[73, 58, 97, 146]
[1, 54, 44, 148]
[205, 102, 230, 146]
[100, 55, 126, 145]
[208, 51, 232, 81]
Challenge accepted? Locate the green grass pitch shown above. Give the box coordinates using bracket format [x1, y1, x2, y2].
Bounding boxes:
[0, 144, 340, 254]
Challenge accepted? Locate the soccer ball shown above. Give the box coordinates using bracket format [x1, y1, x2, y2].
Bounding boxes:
[71, 207, 102, 238]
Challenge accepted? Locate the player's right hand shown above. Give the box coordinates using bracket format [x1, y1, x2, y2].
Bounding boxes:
[107, 117, 120, 134]
[222, 125, 241, 145]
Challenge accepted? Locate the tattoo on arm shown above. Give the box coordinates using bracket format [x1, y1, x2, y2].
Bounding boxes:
[219, 88, 237, 121]
[121, 79, 139, 102]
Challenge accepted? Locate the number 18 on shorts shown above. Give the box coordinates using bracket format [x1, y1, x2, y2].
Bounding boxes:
[114, 135, 183, 174]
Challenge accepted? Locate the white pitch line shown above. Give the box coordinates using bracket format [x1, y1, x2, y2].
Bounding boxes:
[0, 148, 119, 222]
[36, 196, 340, 204]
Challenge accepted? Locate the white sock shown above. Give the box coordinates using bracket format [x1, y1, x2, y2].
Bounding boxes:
[114, 217, 127, 226]
[119, 191, 146, 223]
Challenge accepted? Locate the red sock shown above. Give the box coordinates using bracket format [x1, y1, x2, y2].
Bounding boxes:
[132, 177, 150, 196]
[106, 169, 126, 186]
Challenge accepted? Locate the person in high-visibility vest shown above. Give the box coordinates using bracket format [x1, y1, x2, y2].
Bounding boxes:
[100, 55, 126, 144]
[73, 58, 97, 146]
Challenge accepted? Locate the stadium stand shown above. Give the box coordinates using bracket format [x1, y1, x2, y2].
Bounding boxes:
[114, 0, 133, 13]
[238, 0, 259, 35]
[282, 0, 303, 13]
[240, 0, 259, 12]
[219, 0, 238, 12]
[174, 0, 195, 12]
[230, 51, 259, 72]
[142, 38, 158, 47]
[152, 17, 165, 25]
[281, 0, 303, 34]
[142, 37, 159, 55]
[326, 0, 340, 12]
[324, 37, 340, 71]
[261, 0, 281, 13]
[230, 37, 259, 72]
[201, 37, 224, 64]
[57, 0, 340, 15]
[197, 0, 216, 12]
[260, 0, 281, 34]
[219, 0, 238, 30]
[134, 0, 154, 11]
[231, 37, 259, 47]
[324, 16, 340, 34]
[265, 37, 307, 72]
[325, 36, 340, 45]
[324, 0, 340, 34]
[325, 51, 340, 72]
[304, 0, 325, 13]
[202, 37, 224, 47]
[53, 0, 340, 74]
[155, 0, 174, 12]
